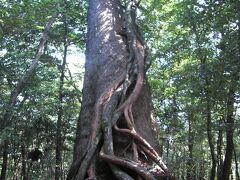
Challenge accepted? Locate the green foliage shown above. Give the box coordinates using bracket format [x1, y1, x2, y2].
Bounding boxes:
[0, 0, 86, 179]
[1, 0, 239, 179]
[140, 0, 240, 178]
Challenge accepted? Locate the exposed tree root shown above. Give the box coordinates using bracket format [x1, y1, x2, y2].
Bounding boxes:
[75, 134, 100, 180]
[113, 125, 169, 175]
[99, 151, 156, 180]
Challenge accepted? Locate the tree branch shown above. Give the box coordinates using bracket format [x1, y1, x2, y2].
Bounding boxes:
[0, 13, 59, 132]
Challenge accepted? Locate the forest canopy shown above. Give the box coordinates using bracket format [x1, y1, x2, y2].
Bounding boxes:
[0, 0, 239, 179]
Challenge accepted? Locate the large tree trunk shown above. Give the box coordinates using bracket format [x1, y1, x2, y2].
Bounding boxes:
[68, 0, 170, 179]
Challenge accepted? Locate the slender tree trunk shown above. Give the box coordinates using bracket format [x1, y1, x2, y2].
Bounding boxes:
[13, 143, 18, 180]
[21, 145, 27, 180]
[220, 89, 235, 180]
[68, 0, 170, 179]
[55, 17, 68, 180]
[0, 13, 58, 132]
[0, 141, 8, 180]
[233, 144, 240, 180]
[199, 158, 205, 180]
[186, 111, 194, 180]
[234, 15, 240, 180]
[189, 12, 217, 180]
[206, 99, 216, 180]
[166, 127, 170, 165]
[200, 55, 216, 180]
[217, 128, 223, 179]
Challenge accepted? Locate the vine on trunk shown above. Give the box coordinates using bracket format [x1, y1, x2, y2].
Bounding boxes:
[67, 1, 171, 179]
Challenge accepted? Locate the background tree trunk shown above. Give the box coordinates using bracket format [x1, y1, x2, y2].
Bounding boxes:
[189, 12, 217, 180]
[186, 110, 194, 180]
[21, 144, 27, 180]
[206, 98, 216, 180]
[68, 0, 170, 179]
[220, 88, 235, 180]
[0, 141, 8, 180]
[233, 144, 240, 180]
[217, 128, 223, 179]
[55, 15, 68, 180]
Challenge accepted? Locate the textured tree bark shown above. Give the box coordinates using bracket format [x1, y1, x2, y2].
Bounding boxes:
[186, 110, 194, 180]
[68, 0, 170, 179]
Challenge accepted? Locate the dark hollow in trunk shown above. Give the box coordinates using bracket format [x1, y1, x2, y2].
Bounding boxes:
[67, 0, 171, 179]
